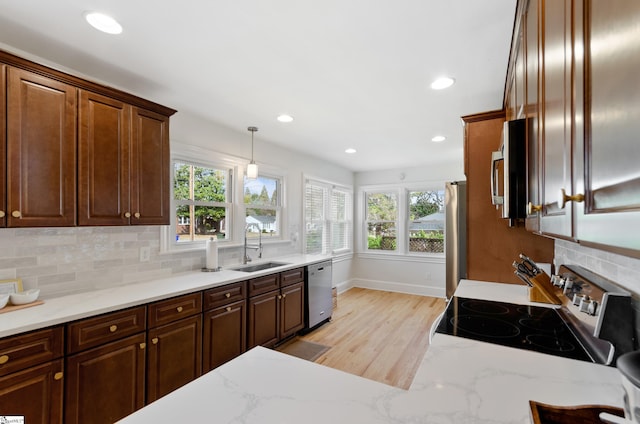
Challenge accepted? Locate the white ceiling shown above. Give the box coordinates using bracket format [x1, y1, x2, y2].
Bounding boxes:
[0, 1, 515, 172]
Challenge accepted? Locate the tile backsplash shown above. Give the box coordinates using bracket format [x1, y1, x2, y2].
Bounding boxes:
[0, 227, 297, 299]
[555, 239, 640, 348]
[555, 239, 640, 295]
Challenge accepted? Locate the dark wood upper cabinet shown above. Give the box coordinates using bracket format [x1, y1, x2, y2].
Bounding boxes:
[573, 0, 640, 254]
[509, 0, 640, 257]
[78, 91, 131, 225]
[0, 49, 175, 229]
[6, 67, 77, 227]
[538, 0, 575, 239]
[0, 64, 5, 227]
[523, 0, 543, 233]
[130, 107, 171, 225]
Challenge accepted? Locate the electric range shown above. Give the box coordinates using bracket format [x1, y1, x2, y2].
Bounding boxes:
[436, 265, 636, 365]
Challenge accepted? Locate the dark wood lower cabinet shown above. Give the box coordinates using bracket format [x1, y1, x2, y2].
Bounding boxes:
[146, 314, 202, 403]
[248, 290, 280, 349]
[0, 359, 64, 423]
[0, 271, 305, 422]
[248, 278, 305, 349]
[203, 299, 247, 372]
[65, 333, 146, 424]
[281, 282, 305, 339]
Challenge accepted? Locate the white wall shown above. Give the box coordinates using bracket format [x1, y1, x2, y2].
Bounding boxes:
[348, 163, 465, 298]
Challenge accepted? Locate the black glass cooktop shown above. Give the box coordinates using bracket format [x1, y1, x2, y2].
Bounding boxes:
[435, 297, 593, 362]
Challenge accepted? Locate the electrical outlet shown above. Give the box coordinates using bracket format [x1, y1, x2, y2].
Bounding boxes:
[139, 246, 151, 262]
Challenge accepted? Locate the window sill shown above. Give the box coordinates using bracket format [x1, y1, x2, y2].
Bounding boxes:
[356, 252, 444, 264]
[160, 238, 292, 255]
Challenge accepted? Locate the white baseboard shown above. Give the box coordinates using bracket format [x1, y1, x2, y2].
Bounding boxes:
[335, 278, 445, 298]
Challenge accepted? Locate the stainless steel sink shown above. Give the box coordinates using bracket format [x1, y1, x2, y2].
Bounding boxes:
[230, 262, 290, 273]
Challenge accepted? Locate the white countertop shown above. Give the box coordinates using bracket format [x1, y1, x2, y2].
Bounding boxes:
[118, 278, 625, 424]
[0, 254, 330, 338]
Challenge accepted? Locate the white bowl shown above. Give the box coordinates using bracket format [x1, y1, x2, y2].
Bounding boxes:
[0, 293, 9, 309]
[10, 289, 40, 305]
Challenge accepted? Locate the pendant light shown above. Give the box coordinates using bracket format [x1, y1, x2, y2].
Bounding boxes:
[247, 126, 259, 179]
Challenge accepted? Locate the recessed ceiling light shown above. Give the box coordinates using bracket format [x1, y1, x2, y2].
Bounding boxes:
[430, 77, 455, 90]
[277, 114, 294, 123]
[345, 148, 357, 154]
[85, 12, 123, 35]
[431, 135, 447, 142]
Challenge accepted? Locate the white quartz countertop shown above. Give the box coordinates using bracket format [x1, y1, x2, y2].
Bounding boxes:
[117, 278, 625, 424]
[0, 254, 330, 338]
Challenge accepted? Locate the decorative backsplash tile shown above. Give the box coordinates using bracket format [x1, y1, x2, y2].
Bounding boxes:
[0, 226, 297, 299]
[555, 239, 640, 346]
[555, 239, 640, 295]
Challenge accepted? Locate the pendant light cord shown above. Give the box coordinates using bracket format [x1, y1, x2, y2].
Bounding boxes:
[248, 126, 258, 163]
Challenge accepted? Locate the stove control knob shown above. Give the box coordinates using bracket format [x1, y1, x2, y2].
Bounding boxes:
[551, 275, 565, 288]
[562, 278, 574, 295]
[578, 295, 591, 313]
[572, 293, 581, 306]
[587, 300, 598, 316]
[564, 277, 574, 289]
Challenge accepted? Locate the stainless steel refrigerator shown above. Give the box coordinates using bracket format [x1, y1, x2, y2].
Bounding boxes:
[445, 181, 467, 299]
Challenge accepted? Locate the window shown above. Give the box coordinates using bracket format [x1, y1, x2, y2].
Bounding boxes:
[361, 185, 445, 255]
[331, 188, 351, 252]
[173, 161, 231, 243]
[408, 190, 445, 253]
[244, 175, 281, 238]
[304, 178, 352, 255]
[365, 192, 398, 251]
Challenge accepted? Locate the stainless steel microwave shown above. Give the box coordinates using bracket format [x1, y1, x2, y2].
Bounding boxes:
[490, 119, 527, 219]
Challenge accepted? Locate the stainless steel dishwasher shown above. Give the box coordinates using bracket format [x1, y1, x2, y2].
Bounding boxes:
[305, 260, 333, 330]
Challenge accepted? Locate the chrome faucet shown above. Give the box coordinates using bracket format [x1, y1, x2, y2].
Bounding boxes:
[243, 223, 263, 264]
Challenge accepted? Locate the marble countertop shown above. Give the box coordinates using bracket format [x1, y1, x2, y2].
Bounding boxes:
[0, 254, 330, 338]
[118, 278, 625, 424]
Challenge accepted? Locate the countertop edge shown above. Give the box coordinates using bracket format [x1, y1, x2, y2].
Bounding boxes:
[0, 254, 331, 338]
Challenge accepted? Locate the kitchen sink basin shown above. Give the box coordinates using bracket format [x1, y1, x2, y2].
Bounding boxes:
[230, 262, 290, 273]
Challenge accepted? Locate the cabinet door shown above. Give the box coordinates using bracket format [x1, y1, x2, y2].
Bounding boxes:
[147, 315, 202, 403]
[524, 0, 543, 233]
[574, 1, 640, 253]
[248, 291, 280, 349]
[280, 282, 304, 339]
[0, 64, 5, 227]
[65, 333, 146, 424]
[78, 90, 131, 225]
[203, 299, 247, 372]
[0, 359, 64, 424]
[539, 0, 574, 238]
[6, 67, 76, 227]
[130, 107, 170, 225]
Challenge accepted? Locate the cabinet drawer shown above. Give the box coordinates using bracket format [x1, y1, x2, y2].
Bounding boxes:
[280, 267, 304, 287]
[0, 326, 64, 377]
[67, 306, 146, 354]
[248, 274, 280, 297]
[148, 292, 202, 328]
[204, 281, 247, 310]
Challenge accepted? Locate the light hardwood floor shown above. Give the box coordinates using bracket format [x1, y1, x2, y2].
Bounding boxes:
[299, 287, 446, 390]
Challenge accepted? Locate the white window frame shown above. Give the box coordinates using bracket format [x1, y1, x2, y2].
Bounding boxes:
[243, 172, 284, 240]
[358, 182, 445, 257]
[303, 177, 353, 256]
[163, 143, 290, 253]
